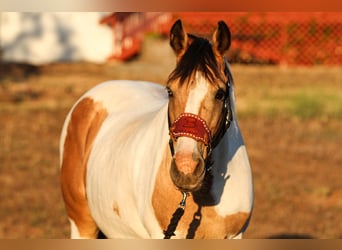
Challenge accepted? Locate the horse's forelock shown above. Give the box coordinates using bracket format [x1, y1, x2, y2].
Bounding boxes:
[167, 37, 224, 86]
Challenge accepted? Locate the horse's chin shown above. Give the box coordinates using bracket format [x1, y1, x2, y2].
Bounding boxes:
[174, 180, 205, 193]
[177, 181, 204, 193]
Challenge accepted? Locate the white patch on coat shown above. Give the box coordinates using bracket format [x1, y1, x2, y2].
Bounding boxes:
[210, 84, 254, 217]
[84, 80, 169, 238]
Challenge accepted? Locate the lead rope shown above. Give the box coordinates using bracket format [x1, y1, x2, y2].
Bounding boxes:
[163, 192, 189, 239]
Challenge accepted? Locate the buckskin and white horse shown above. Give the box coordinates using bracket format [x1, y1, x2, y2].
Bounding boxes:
[60, 19, 253, 239]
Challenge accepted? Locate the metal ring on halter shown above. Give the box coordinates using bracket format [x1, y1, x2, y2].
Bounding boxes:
[179, 192, 189, 209]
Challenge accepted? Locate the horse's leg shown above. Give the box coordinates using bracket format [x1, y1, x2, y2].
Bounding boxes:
[60, 98, 108, 239]
[61, 160, 99, 238]
[61, 150, 99, 239]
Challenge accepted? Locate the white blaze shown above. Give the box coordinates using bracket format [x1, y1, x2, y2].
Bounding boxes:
[175, 73, 208, 154]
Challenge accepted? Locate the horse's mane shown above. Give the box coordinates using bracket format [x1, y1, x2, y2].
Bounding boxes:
[167, 34, 225, 85]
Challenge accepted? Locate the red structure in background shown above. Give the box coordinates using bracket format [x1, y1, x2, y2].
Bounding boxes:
[100, 12, 342, 65]
[100, 13, 172, 61]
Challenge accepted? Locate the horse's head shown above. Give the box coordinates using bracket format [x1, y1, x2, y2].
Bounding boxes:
[167, 20, 233, 192]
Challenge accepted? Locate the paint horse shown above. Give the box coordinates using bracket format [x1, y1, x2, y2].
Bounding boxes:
[60, 19, 253, 239]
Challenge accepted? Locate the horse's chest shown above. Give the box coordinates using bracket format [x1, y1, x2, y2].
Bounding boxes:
[152, 152, 251, 239]
[152, 174, 250, 239]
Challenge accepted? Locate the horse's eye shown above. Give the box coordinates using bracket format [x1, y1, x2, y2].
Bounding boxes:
[215, 88, 226, 101]
[166, 87, 173, 97]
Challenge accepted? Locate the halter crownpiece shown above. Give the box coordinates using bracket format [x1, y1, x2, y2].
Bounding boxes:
[169, 113, 212, 146]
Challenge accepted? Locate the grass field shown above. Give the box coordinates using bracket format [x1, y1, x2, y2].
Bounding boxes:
[0, 40, 341, 238]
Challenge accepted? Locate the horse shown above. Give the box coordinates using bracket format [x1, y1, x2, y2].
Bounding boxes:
[60, 19, 253, 239]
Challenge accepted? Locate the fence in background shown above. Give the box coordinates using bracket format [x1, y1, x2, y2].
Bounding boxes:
[101, 12, 342, 65]
[174, 12, 342, 65]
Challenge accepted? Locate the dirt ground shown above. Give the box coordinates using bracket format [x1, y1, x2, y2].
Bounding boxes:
[0, 39, 341, 239]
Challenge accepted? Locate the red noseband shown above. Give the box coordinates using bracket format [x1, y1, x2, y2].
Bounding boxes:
[169, 113, 212, 146]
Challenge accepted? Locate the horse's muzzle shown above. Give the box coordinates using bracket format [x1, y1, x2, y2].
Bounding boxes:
[170, 152, 206, 192]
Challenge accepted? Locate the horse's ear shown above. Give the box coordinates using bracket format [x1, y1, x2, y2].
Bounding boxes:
[169, 19, 188, 58]
[212, 21, 231, 56]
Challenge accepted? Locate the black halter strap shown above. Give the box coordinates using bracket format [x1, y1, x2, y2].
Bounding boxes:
[210, 62, 233, 149]
[204, 63, 233, 170]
